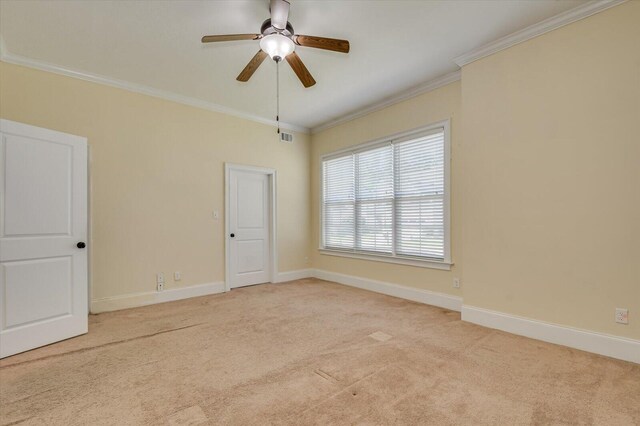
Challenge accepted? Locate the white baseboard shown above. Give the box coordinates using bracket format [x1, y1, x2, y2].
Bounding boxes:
[88, 271, 638, 364]
[91, 281, 226, 313]
[274, 269, 314, 283]
[312, 269, 462, 312]
[91, 269, 314, 313]
[462, 305, 640, 364]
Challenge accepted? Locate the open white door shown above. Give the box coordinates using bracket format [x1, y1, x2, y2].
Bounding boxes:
[0, 120, 88, 358]
[226, 165, 275, 289]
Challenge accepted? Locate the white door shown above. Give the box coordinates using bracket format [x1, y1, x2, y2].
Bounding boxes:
[227, 168, 271, 288]
[0, 120, 88, 358]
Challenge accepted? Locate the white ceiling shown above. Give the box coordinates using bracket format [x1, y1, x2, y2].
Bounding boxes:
[0, 0, 584, 131]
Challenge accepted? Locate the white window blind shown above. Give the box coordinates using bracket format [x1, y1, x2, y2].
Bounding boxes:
[394, 131, 445, 259]
[323, 155, 354, 249]
[321, 125, 448, 263]
[356, 145, 393, 254]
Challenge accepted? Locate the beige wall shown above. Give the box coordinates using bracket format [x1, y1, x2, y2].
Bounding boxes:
[1, 1, 637, 341]
[0, 61, 311, 302]
[310, 2, 639, 341]
[461, 1, 639, 339]
[310, 81, 463, 297]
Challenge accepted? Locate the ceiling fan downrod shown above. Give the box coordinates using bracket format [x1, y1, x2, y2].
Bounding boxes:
[276, 60, 280, 134]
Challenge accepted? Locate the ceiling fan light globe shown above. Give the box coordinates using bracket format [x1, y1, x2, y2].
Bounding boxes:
[260, 34, 295, 61]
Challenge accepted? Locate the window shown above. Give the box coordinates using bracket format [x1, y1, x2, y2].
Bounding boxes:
[321, 121, 450, 268]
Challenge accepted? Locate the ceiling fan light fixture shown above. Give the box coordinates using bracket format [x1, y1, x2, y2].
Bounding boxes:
[260, 33, 295, 62]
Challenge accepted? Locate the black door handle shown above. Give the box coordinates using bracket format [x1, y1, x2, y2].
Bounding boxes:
[230, 233, 235, 238]
[77, 242, 86, 249]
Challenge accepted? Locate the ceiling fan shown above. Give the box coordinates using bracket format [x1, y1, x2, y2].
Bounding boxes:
[201, 0, 350, 88]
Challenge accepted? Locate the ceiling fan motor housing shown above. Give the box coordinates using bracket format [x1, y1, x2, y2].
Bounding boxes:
[261, 19, 294, 37]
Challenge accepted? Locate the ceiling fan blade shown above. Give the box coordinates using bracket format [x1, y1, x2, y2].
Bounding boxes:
[201, 34, 261, 43]
[294, 35, 350, 53]
[285, 52, 316, 88]
[270, 0, 290, 31]
[237, 50, 268, 82]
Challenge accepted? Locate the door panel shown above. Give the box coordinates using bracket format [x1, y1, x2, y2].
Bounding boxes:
[228, 168, 271, 288]
[4, 135, 72, 236]
[237, 178, 265, 228]
[236, 240, 265, 274]
[4, 257, 72, 328]
[0, 119, 88, 358]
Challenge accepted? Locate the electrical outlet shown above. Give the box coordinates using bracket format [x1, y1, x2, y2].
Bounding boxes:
[174, 271, 181, 281]
[453, 278, 461, 288]
[615, 308, 628, 324]
[156, 273, 165, 292]
[212, 210, 219, 220]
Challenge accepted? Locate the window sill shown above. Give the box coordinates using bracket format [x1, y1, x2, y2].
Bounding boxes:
[318, 248, 453, 271]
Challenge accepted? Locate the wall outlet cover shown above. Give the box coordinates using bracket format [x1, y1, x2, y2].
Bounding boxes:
[615, 308, 628, 324]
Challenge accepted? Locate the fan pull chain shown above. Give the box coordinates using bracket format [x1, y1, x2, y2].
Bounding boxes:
[276, 60, 280, 134]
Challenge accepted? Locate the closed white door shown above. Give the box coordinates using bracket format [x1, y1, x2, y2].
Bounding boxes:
[228, 168, 271, 288]
[0, 120, 88, 358]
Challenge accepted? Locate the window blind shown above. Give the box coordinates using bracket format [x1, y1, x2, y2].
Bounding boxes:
[355, 145, 393, 254]
[321, 126, 446, 262]
[323, 155, 354, 249]
[394, 131, 445, 259]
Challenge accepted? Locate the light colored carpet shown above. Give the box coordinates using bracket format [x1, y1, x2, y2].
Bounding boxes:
[1, 278, 638, 425]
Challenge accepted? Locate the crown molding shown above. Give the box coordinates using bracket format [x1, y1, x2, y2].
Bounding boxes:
[2, 0, 624, 135]
[311, 69, 461, 134]
[453, 0, 627, 67]
[0, 44, 310, 135]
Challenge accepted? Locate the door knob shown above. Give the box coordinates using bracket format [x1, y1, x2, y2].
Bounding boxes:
[77, 242, 86, 249]
[230, 233, 235, 238]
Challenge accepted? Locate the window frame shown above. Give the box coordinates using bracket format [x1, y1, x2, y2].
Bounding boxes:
[319, 119, 452, 270]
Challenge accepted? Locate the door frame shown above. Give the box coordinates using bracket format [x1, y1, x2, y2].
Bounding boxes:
[224, 163, 277, 291]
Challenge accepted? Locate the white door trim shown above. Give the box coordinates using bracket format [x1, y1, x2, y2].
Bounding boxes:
[224, 163, 277, 292]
